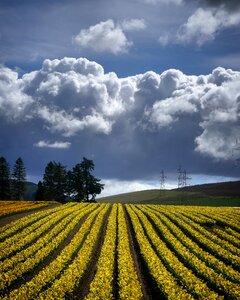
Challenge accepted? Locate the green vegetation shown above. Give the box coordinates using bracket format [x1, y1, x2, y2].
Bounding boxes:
[97, 181, 240, 206]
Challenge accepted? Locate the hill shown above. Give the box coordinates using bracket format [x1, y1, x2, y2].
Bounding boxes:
[97, 181, 240, 206]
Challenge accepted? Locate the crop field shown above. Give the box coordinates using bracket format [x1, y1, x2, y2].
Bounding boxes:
[0, 201, 51, 218]
[0, 202, 239, 299]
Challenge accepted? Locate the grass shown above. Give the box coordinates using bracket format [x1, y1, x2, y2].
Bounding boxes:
[97, 182, 240, 206]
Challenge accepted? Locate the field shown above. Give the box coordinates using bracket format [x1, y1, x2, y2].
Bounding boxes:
[0, 201, 55, 218]
[0, 202, 240, 299]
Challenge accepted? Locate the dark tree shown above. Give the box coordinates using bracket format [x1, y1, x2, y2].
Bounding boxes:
[12, 157, 27, 200]
[43, 161, 67, 203]
[71, 157, 104, 202]
[68, 164, 84, 202]
[34, 181, 45, 201]
[0, 157, 11, 200]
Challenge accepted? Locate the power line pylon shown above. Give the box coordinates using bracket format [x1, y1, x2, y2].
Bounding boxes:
[160, 170, 167, 190]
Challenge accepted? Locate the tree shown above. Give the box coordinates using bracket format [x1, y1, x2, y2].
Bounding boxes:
[34, 181, 45, 200]
[71, 157, 104, 202]
[0, 157, 11, 200]
[43, 161, 67, 203]
[12, 157, 27, 200]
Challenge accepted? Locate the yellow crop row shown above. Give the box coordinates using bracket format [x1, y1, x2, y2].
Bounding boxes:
[140, 205, 240, 299]
[178, 212, 240, 257]
[225, 227, 240, 239]
[173, 212, 240, 267]
[151, 206, 240, 270]
[212, 227, 240, 248]
[0, 201, 49, 217]
[132, 205, 220, 300]
[0, 204, 89, 273]
[1, 204, 95, 293]
[146, 205, 240, 284]
[0, 204, 84, 260]
[39, 204, 110, 299]
[126, 205, 193, 300]
[4, 204, 103, 299]
[117, 204, 143, 300]
[85, 204, 118, 300]
[0, 204, 75, 241]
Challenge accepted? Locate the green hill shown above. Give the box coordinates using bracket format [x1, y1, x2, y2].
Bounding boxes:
[97, 181, 240, 206]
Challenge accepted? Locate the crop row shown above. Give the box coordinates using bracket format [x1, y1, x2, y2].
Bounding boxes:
[1, 203, 239, 300]
[117, 204, 143, 300]
[0, 204, 97, 294]
[131, 205, 220, 299]
[4, 204, 107, 299]
[146, 206, 240, 284]
[85, 204, 118, 299]
[0, 204, 76, 242]
[126, 205, 193, 299]
[0, 204, 85, 261]
[0, 201, 49, 218]
[140, 205, 240, 299]
[39, 204, 110, 299]
[0, 204, 90, 273]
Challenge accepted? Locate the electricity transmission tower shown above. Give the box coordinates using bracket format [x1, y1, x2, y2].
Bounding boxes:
[177, 166, 191, 188]
[160, 170, 166, 190]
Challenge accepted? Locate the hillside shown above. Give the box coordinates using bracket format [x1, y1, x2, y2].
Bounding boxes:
[97, 181, 240, 206]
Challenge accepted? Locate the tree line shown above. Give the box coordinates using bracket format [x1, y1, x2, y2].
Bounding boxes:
[0, 157, 26, 200]
[0, 156, 104, 202]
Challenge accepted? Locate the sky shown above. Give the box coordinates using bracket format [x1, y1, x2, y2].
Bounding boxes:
[0, 0, 240, 196]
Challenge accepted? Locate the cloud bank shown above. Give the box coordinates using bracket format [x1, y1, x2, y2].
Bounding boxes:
[0, 58, 239, 178]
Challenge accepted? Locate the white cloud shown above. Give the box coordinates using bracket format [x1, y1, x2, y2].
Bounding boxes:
[34, 140, 71, 149]
[0, 66, 33, 120]
[177, 7, 240, 46]
[73, 19, 132, 54]
[121, 19, 146, 31]
[99, 178, 176, 197]
[1, 57, 240, 162]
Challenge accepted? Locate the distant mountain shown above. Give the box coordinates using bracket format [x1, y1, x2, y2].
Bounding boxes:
[97, 181, 240, 206]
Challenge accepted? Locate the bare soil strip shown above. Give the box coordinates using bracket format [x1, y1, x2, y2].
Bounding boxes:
[72, 206, 112, 300]
[124, 205, 161, 300]
[0, 203, 61, 228]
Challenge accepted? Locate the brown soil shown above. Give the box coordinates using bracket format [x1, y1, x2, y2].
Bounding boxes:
[123, 205, 161, 300]
[72, 206, 112, 300]
[0, 204, 61, 228]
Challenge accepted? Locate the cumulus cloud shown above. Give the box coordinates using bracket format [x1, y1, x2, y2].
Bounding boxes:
[177, 7, 240, 46]
[34, 140, 71, 149]
[0, 57, 239, 163]
[0, 66, 33, 120]
[73, 20, 132, 55]
[73, 19, 146, 54]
